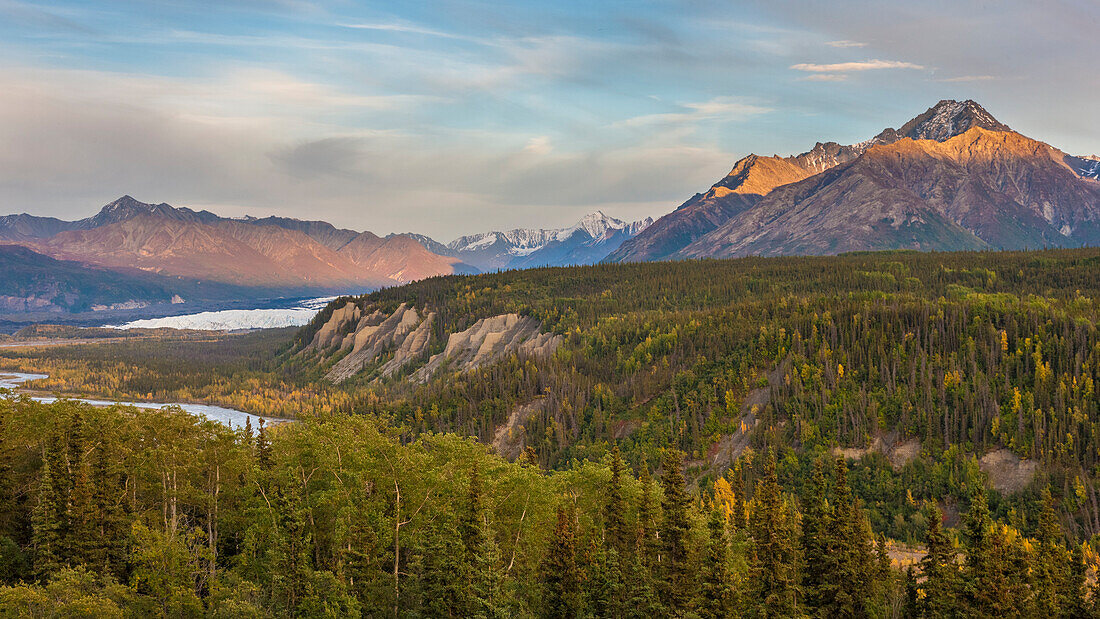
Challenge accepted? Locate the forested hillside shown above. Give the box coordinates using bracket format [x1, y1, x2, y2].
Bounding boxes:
[295, 248, 1100, 478]
[7, 249, 1100, 615]
[0, 397, 1097, 617]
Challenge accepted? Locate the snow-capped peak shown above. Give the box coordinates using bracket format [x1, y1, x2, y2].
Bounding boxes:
[445, 212, 655, 259]
[897, 99, 1010, 142]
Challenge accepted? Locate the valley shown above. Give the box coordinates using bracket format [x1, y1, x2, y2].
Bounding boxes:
[3, 99, 1100, 617]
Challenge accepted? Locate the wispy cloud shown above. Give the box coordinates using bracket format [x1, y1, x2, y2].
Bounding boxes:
[340, 21, 469, 41]
[825, 40, 867, 48]
[939, 75, 997, 82]
[800, 74, 849, 82]
[617, 97, 772, 127]
[790, 59, 924, 72]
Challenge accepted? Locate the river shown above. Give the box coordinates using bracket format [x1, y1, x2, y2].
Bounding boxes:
[0, 372, 290, 431]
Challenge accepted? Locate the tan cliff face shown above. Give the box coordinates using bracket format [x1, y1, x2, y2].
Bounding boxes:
[305, 302, 560, 384]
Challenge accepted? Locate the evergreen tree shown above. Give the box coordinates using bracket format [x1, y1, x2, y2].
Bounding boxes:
[1067, 544, 1087, 619]
[800, 457, 831, 614]
[415, 521, 465, 617]
[818, 457, 873, 617]
[90, 438, 128, 577]
[961, 485, 994, 615]
[1034, 488, 1068, 617]
[587, 541, 625, 618]
[255, 419, 273, 470]
[637, 465, 657, 566]
[658, 449, 692, 613]
[541, 506, 582, 619]
[460, 465, 496, 617]
[903, 567, 919, 618]
[31, 451, 61, 580]
[67, 453, 97, 567]
[729, 463, 746, 535]
[699, 504, 735, 619]
[747, 452, 797, 618]
[918, 504, 958, 618]
[606, 444, 629, 555]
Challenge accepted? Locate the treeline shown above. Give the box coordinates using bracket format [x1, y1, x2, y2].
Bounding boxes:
[1, 397, 1099, 617]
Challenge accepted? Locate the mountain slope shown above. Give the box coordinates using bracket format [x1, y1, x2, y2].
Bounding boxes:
[30, 214, 389, 289]
[0, 214, 78, 242]
[678, 127, 1100, 258]
[605, 99, 1021, 263]
[240, 215, 360, 251]
[0, 244, 246, 313]
[3, 196, 470, 291]
[337, 233, 477, 283]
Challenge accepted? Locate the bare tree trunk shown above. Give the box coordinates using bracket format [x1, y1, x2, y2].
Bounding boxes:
[393, 480, 401, 618]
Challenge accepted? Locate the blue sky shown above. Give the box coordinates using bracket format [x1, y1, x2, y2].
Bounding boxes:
[0, 0, 1097, 239]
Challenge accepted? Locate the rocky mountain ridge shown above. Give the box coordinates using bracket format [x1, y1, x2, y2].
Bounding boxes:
[1, 196, 475, 293]
[607, 100, 1100, 262]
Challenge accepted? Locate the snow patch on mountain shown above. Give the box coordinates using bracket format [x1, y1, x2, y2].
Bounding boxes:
[436, 211, 654, 270]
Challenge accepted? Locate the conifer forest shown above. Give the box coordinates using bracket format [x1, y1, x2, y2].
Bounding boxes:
[4, 248, 1100, 617]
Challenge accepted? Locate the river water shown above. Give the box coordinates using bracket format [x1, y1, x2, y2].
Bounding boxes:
[0, 372, 290, 431]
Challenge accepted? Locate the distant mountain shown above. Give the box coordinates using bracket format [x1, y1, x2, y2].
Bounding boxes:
[0, 244, 247, 314]
[337, 232, 478, 282]
[0, 214, 77, 242]
[239, 215, 360, 251]
[398, 233, 452, 257]
[608, 100, 1100, 262]
[1, 196, 474, 293]
[77, 195, 223, 229]
[419, 211, 653, 271]
[1066, 154, 1100, 181]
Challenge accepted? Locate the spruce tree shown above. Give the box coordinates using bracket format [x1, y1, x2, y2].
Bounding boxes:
[1067, 544, 1087, 619]
[91, 438, 127, 577]
[961, 485, 994, 615]
[699, 504, 735, 619]
[541, 506, 582, 618]
[31, 450, 62, 580]
[461, 465, 495, 617]
[918, 504, 958, 618]
[658, 449, 692, 613]
[588, 541, 625, 618]
[800, 457, 831, 614]
[67, 453, 97, 567]
[747, 452, 797, 618]
[606, 444, 629, 555]
[416, 521, 465, 617]
[1034, 487, 1068, 617]
[819, 457, 872, 617]
[256, 419, 273, 470]
[637, 465, 658, 566]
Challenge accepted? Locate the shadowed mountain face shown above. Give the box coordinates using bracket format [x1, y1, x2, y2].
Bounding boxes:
[606, 100, 1100, 262]
[0, 244, 254, 314]
[0, 196, 474, 293]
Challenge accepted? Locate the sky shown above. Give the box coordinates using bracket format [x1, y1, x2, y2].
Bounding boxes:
[0, 0, 1097, 240]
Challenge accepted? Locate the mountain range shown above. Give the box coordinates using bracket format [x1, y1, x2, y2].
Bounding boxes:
[406, 211, 653, 272]
[3, 99, 1098, 317]
[0, 197, 653, 315]
[607, 100, 1100, 262]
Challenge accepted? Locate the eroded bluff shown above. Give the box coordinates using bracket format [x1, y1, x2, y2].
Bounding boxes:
[305, 301, 561, 383]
